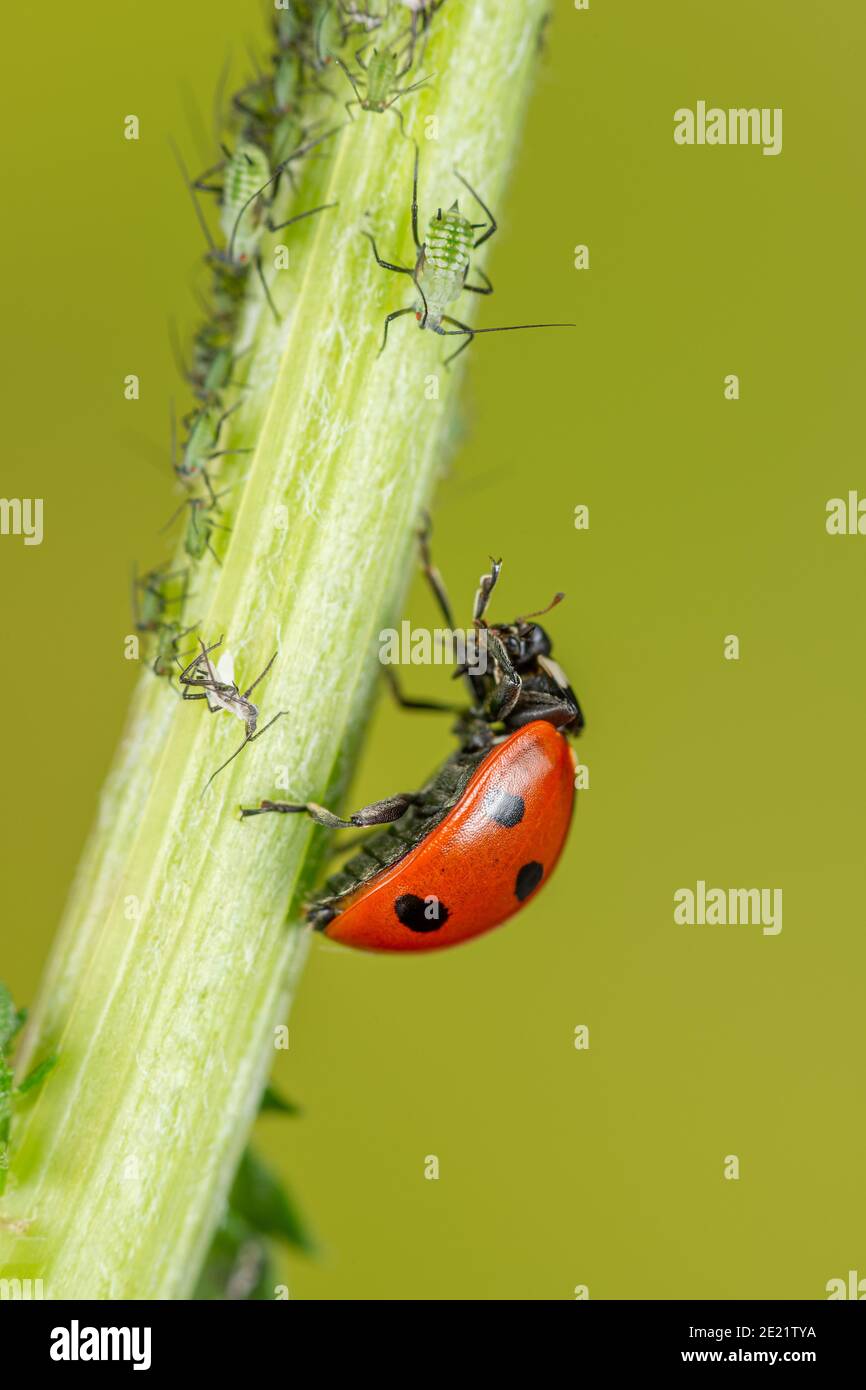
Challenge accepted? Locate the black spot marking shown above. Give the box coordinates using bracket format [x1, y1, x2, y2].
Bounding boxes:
[484, 788, 525, 828]
[515, 861, 543, 902]
[394, 893, 449, 933]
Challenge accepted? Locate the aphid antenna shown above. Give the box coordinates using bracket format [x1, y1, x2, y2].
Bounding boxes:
[169, 137, 217, 256]
[168, 316, 188, 382]
[179, 79, 212, 167]
[438, 318, 577, 367]
[212, 49, 233, 151]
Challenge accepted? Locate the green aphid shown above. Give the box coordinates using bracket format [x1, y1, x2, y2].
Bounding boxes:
[152, 621, 197, 682]
[335, 47, 429, 130]
[181, 138, 337, 323]
[364, 144, 576, 364]
[0, 982, 58, 1197]
[184, 497, 230, 565]
[164, 487, 232, 566]
[173, 402, 250, 505]
[219, 142, 272, 266]
[313, 1, 349, 68]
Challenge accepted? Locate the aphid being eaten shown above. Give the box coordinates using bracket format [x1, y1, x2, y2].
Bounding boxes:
[364, 143, 576, 364]
[241, 525, 584, 953]
[179, 637, 288, 794]
[152, 622, 198, 685]
[334, 47, 431, 130]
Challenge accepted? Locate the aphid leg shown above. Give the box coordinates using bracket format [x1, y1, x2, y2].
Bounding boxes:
[241, 791, 421, 826]
[333, 57, 363, 112]
[438, 315, 475, 366]
[266, 202, 339, 234]
[453, 168, 497, 249]
[379, 306, 415, 353]
[201, 710, 290, 796]
[244, 252, 276, 323]
[242, 650, 279, 700]
[361, 231, 413, 277]
[385, 102, 409, 139]
[462, 266, 493, 296]
[411, 141, 422, 251]
[178, 636, 224, 691]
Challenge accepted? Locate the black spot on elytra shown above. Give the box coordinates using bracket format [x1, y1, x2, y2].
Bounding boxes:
[394, 893, 449, 933]
[515, 861, 543, 902]
[484, 788, 525, 828]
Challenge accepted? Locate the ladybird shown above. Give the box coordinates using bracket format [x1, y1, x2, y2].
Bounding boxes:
[242, 530, 584, 952]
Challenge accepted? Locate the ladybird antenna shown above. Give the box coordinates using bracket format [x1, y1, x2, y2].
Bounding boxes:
[518, 592, 565, 623]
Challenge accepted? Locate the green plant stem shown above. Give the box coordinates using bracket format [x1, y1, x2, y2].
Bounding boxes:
[0, 0, 548, 1297]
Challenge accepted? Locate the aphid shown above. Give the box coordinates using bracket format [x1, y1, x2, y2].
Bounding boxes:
[172, 402, 250, 505]
[395, 0, 449, 59]
[334, 47, 430, 129]
[170, 316, 237, 410]
[241, 529, 584, 952]
[364, 144, 575, 363]
[234, 51, 332, 182]
[163, 490, 232, 566]
[152, 622, 198, 684]
[179, 140, 337, 322]
[132, 564, 189, 634]
[179, 637, 288, 794]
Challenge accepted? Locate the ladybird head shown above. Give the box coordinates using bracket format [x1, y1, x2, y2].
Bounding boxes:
[482, 588, 583, 733]
[494, 619, 553, 671]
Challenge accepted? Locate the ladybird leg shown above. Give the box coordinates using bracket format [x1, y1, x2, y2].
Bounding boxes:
[473, 557, 503, 623]
[383, 667, 463, 715]
[240, 792, 420, 827]
[416, 516, 456, 627]
[483, 631, 523, 721]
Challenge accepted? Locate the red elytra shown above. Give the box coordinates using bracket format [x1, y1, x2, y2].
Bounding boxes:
[324, 721, 576, 952]
[241, 545, 585, 952]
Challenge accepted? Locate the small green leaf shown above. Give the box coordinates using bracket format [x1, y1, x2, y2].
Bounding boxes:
[16, 1053, 58, 1096]
[229, 1147, 314, 1254]
[0, 985, 25, 1054]
[260, 1084, 301, 1117]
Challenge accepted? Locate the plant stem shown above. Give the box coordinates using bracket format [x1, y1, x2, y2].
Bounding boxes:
[0, 0, 548, 1298]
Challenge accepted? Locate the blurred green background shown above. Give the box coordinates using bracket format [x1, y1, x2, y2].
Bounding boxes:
[2, 0, 864, 1299]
